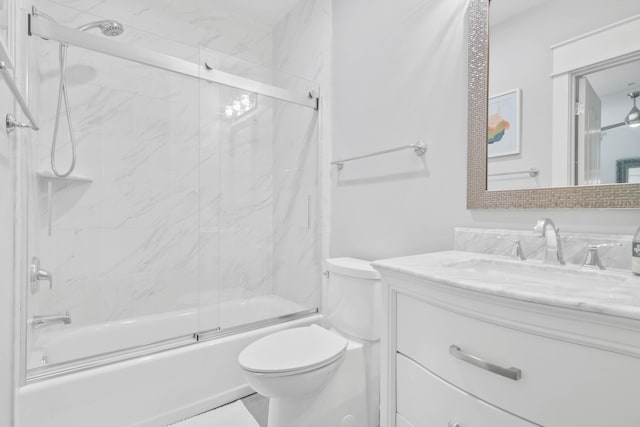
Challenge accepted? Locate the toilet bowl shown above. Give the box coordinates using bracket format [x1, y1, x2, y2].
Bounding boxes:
[238, 258, 381, 427]
[238, 325, 348, 399]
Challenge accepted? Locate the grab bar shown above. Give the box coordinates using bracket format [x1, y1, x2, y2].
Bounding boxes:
[0, 62, 39, 131]
[488, 167, 539, 178]
[331, 140, 426, 170]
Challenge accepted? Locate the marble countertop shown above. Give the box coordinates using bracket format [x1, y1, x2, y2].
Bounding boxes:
[372, 251, 640, 321]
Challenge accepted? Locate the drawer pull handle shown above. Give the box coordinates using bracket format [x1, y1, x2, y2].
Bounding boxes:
[448, 421, 460, 427]
[449, 345, 522, 381]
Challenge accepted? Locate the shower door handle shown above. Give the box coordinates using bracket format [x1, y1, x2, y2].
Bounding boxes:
[30, 257, 53, 293]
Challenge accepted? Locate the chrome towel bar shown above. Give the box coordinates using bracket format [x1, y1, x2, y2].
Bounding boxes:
[488, 167, 539, 178]
[331, 140, 426, 170]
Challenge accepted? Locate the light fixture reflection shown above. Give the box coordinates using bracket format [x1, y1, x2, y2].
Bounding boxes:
[223, 92, 257, 120]
[624, 91, 640, 128]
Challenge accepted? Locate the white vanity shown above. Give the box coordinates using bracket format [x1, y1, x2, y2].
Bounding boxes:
[373, 251, 640, 427]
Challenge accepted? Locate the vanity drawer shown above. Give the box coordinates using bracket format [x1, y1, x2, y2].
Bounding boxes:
[396, 293, 640, 426]
[397, 353, 536, 427]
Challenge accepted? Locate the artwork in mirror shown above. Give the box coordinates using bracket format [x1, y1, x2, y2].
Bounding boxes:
[487, 0, 640, 191]
[466, 0, 640, 208]
[617, 158, 640, 183]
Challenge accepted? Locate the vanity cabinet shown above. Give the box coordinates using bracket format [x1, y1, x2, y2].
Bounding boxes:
[396, 354, 535, 427]
[374, 257, 640, 427]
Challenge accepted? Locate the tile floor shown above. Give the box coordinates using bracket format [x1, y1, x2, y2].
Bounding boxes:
[170, 394, 268, 427]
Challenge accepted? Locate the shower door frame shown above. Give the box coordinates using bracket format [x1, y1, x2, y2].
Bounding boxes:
[28, 14, 320, 110]
[19, 9, 323, 384]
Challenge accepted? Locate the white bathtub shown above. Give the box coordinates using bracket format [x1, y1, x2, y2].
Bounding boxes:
[27, 295, 310, 369]
[17, 297, 320, 427]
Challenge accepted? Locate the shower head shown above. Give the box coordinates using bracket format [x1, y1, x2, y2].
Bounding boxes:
[76, 20, 125, 37]
[32, 8, 125, 37]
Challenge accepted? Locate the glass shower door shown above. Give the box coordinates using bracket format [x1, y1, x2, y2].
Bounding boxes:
[198, 47, 321, 334]
[24, 16, 217, 378]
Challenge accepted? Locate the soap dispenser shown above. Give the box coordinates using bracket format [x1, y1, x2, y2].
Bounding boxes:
[633, 226, 640, 276]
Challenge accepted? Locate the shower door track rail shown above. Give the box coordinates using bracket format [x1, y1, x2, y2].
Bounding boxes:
[28, 14, 319, 110]
[26, 308, 319, 384]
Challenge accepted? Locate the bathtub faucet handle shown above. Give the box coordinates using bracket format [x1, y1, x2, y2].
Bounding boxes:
[30, 257, 53, 293]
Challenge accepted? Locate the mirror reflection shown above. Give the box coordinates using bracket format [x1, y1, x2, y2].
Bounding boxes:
[488, 0, 640, 191]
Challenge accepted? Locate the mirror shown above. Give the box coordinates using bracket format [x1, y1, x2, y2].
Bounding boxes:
[467, 0, 640, 208]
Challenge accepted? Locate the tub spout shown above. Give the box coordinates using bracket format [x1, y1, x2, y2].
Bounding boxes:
[32, 311, 72, 328]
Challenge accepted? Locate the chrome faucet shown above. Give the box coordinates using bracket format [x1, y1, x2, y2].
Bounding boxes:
[32, 311, 72, 328]
[533, 218, 565, 265]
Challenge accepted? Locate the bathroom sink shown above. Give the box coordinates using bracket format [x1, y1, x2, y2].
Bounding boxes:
[373, 251, 640, 321]
[443, 258, 627, 289]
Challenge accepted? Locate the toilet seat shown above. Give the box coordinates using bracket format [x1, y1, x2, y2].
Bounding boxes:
[238, 325, 348, 375]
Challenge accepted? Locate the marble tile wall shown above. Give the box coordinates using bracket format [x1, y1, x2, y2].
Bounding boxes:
[28, 0, 327, 340]
[40, 0, 274, 66]
[455, 227, 634, 270]
[33, 40, 202, 331]
[217, 85, 275, 306]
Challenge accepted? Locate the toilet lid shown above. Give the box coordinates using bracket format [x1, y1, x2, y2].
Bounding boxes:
[238, 325, 348, 374]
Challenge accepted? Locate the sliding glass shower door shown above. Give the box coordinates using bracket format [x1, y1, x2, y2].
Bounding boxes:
[197, 47, 321, 334]
[25, 27, 215, 378]
[22, 8, 321, 380]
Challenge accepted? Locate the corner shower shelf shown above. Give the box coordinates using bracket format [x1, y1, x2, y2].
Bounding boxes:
[37, 171, 93, 237]
[36, 171, 93, 183]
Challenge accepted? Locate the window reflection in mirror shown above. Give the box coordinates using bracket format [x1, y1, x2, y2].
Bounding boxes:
[0, 1, 6, 46]
[577, 61, 640, 185]
[487, 0, 640, 191]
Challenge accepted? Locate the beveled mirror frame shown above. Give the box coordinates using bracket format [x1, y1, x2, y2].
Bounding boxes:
[466, 0, 640, 208]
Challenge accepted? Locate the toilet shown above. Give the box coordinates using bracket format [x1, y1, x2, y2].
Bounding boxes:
[238, 258, 381, 427]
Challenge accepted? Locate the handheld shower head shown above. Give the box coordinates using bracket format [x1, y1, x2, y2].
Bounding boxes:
[76, 20, 125, 36]
[98, 22, 125, 37]
[34, 7, 126, 177]
[32, 8, 125, 37]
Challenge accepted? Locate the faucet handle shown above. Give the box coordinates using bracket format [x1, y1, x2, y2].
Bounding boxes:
[582, 243, 623, 270]
[497, 236, 527, 260]
[30, 257, 53, 293]
[510, 240, 527, 261]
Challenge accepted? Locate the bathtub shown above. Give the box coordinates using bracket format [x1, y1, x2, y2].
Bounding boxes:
[17, 296, 321, 427]
[27, 295, 311, 369]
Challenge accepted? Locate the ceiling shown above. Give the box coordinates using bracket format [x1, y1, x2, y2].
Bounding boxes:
[490, 0, 552, 26]
[587, 59, 640, 97]
[201, 0, 305, 25]
[51, 0, 304, 26]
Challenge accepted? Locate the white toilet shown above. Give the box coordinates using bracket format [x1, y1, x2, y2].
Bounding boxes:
[238, 258, 381, 427]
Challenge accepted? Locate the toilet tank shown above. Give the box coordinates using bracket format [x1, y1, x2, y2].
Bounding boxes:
[325, 258, 381, 341]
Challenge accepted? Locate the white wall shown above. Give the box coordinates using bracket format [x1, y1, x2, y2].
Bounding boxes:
[331, 0, 640, 261]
